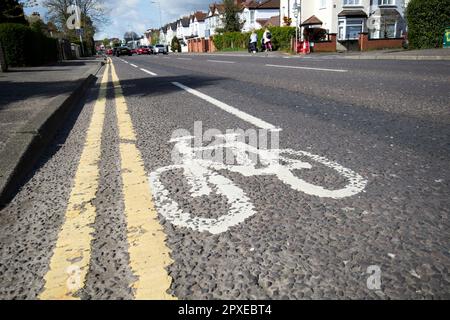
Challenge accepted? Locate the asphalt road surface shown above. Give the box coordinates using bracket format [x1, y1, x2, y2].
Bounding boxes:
[0, 53, 449, 300]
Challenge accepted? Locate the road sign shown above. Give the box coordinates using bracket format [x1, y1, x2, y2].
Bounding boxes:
[75, 28, 84, 36]
[444, 27, 450, 48]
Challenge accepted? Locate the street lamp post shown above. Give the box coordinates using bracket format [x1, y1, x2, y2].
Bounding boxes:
[128, 24, 135, 48]
[151, 1, 163, 30]
[74, 0, 85, 56]
[292, 0, 301, 54]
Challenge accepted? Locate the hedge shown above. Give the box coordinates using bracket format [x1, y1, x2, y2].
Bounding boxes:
[406, 0, 450, 49]
[0, 23, 58, 67]
[213, 26, 296, 51]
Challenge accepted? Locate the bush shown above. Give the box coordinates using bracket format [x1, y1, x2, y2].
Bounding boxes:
[0, 23, 58, 66]
[406, 0, 450, 49]
[213, 26, 296, 51]
[171, 36, 181, 52]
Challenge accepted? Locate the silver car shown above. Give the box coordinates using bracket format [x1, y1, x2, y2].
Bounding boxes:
[153, 44, 168, 55]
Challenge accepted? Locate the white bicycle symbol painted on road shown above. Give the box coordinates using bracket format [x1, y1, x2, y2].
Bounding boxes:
[149, 134, 367, 234]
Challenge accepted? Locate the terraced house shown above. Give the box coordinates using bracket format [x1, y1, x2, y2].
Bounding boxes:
[205, 3, 226, 39]
[296, 0, 409, 51]
[241, 0, 281, 32]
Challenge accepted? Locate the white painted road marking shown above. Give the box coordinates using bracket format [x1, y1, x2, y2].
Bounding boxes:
[149, 134, 368, 234]
[207, 60, 235, 64]
[130, 63, 138, 68]
[266, 64, 348, 73]
[140, 68, 158, 76]
[171, 81, 278, 131]
[177, 57, 192, 61]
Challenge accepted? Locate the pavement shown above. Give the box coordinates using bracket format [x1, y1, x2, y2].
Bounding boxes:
[192, 48, 450, 61]
[0, 58, 104, 206]
[0, 53, 449, 299]
[341, 48, 450, 60]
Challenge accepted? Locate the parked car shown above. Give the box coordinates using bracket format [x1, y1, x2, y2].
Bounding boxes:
[115, 46, 132, 56]
[137, 45, 151, 55]
[106, 48, 113, 55]
[153, 44, 168, 55]
[130, 48, 137, 55]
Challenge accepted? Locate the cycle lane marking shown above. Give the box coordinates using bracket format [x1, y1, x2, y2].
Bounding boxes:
[110, 61, 176, 300]
[140, 68, 158, 76]
[39, 62, 110, 300]
[207, 59, 236, 64]
[149, 82, 368, 234]
[171, 81, 279, 131]
[265, 64, 348, 73]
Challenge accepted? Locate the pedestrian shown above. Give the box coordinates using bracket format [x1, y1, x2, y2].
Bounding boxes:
[249, 30, 258, 53]
[262, 28, 272, 52]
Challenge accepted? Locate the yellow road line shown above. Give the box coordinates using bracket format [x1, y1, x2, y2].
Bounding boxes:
[110, 61, 176, 300]
[39, 61, 110, 300]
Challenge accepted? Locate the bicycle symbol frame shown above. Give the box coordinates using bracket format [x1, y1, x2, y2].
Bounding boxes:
[149, 134, 367, 234]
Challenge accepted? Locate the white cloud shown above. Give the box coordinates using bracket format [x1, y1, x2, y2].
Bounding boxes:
[96, 0, 212, 39]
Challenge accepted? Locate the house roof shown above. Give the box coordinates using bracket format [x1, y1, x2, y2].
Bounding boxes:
[209, 3, 225, 15]
[301, 15, 323, 26]
[179, 16, 190, 27]
[192, 11, 207, 22]
[338, 10, 368, 17]
[246, 0, 280, 9]
[170, 22, 178, 30]
[264, 15, 280, 27]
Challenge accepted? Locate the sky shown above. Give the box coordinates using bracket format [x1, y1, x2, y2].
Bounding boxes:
[24, 0, 213, 40]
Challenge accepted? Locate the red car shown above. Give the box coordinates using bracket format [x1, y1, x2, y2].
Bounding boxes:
[137, 46, 151, 55]
[106, 48, 113, 55]
[130, 48, 137, 55]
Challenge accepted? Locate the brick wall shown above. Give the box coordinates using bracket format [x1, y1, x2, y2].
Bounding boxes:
[312, 33, 337, 52]
[358, 33, 403, 51]
[188, 38, 216, 53]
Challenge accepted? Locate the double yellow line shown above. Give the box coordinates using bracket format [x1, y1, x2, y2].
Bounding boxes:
[39, 58, 176, 300]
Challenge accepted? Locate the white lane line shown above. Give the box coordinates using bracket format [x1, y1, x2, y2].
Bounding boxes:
[172, 82, 278, 131]
[177, 57, 192, 61]
[130, 63, 138, 68]
[207, 59, 235, 64]
[265, 64, 348, 73]
[140, 68, 158, 76]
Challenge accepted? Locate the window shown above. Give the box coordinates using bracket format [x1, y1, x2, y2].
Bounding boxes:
[338, 21, 345, 40]
[380, 0, 395, 5]
[250, 11, 255, 24]
[320, 0, 327, 8]
[339, 18, 364, 40]
[343, 0, 361, 5]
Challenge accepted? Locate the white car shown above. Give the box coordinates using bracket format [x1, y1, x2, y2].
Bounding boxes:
[153, 44, 168, 55]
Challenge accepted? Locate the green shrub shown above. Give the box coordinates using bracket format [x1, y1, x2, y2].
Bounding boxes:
[213, 27, 296, 51]
[406, 0, 450, 49]
[0, 23, 58, 66]
[171, 36, 181, 52]
[0, 23, 30, 66]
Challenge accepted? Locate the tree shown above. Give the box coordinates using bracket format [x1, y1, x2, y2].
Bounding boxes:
[124, 31, 139, 43]
[171, 36, 180, 52]
[42, 0, 109, 35]
[406, 0, 450, 49]
[0, 0, 27, 24]
[102, 37, 109, 47]
[218, 0, 243, 33]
